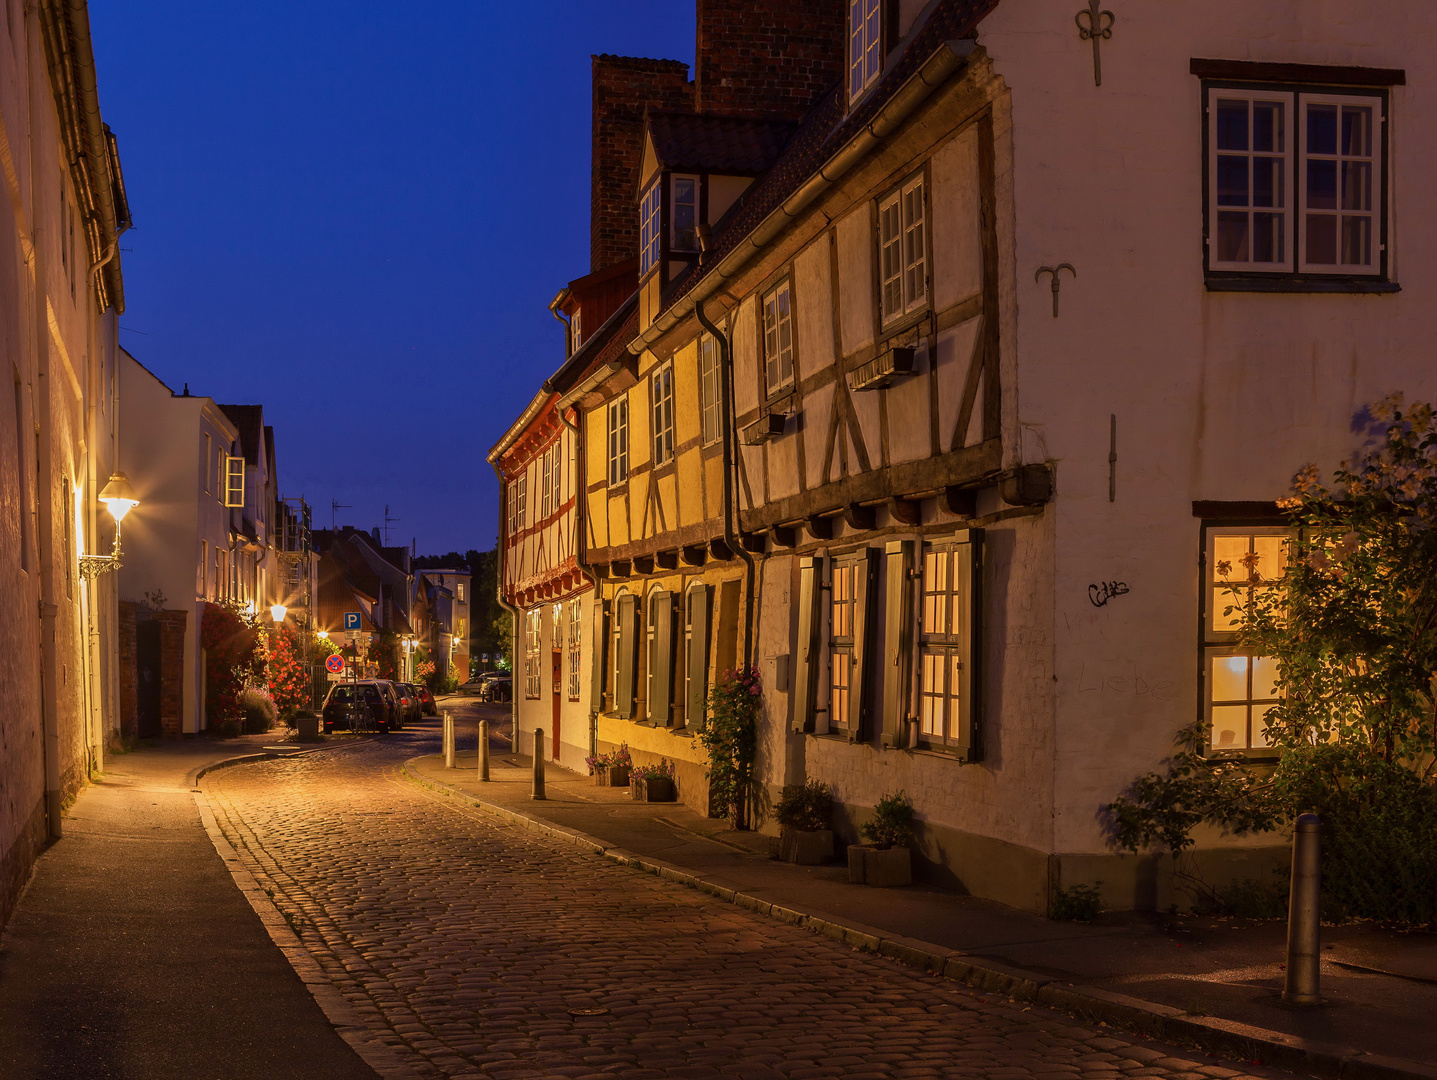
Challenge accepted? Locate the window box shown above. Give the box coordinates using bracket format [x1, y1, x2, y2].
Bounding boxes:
[850, 346, 916, 391]
[631, 775, 676, 802]
[593, 764, 631, 788]
[742, 412, 786, 445]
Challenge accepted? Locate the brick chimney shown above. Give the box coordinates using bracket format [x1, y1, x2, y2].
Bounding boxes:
[590, 55, 693, 273]
[694, 0, 848, 120]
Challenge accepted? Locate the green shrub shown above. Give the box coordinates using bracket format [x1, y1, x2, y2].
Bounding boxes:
[699, 667, 760, 828]
[776, 779, 834, 832]
[1052, 883, 1103, 922]
[241, 687, 278, 734]
[860, 790, 916, 849]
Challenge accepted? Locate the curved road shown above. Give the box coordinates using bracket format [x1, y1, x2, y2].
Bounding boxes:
[202, 718, 1289, 1080]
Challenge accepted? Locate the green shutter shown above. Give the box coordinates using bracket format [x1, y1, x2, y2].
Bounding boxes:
[649, 591, 673, 726]
[686, 584, 710, 729]
[881, 540, 914, 748]
[791, 555, 821, 732]
[616, 593, 636, 719]
[955, 529, 984, 762]
[591, 599, 610, 713]
[850, 548, 876, 740]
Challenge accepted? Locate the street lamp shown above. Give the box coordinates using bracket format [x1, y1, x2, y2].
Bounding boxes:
[270, 602, 287, 623]
[80, 472, 139, 579]
[316, 629, 329, 640]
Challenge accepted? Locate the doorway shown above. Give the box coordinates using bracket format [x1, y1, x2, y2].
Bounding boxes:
[137, 620, 162, 738]
[551, 649, 562, 760]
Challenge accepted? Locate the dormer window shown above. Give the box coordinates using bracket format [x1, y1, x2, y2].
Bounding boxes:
[570, 308, 582, 354]
[640, 179, 661, 276]
[672, 175, 699, 252]
[849, 0, 884, 101]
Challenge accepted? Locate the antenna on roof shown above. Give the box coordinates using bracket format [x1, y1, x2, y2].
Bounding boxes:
[330, 498, 351, 530]
[383, 504, 401, 545]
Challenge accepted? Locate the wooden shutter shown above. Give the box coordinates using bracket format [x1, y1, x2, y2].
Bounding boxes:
[686, 584, 710, 728]
[954, 530, 984, 762]
[590, 599, 609, 712]
[615, 593, 637, 719]
[849, 548, 877, 740]
[791, 555, 822, 732]
[649, 591, 673, 726]
[881, 540, 914, 747]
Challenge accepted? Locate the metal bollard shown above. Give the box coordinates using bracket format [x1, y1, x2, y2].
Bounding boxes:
[1284, 813, 1322, 1004]
[443, 712, 455, 769]
[478, 719, 490, 782]
[531, 727, 546, 800]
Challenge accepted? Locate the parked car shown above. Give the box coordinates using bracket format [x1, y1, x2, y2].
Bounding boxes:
[398, 683, 424, 724]
[459, 675, 492, 696]
[371, 680, 403, 730]
[389, 682, 419, 727]
[480, 675, 512, 703]
[414, 685, 437, 716]
[322, 683, 390, 734]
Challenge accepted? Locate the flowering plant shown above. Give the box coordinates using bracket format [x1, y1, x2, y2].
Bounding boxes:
[630, 758, 675, 782]
[699, 666, 761, 828]
[584, 744, 632, 776]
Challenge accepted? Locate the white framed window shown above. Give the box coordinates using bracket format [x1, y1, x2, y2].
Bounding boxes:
[525, 608, 542, 699]
[506, 480, 518, 536]
[848, 0, 883, 101]
[1205, 85, 1385, 278]
[672, 174, 698, 252]
[917, 537, 980, 754]
[761, 278, 794, 395]
[640, 179, 661, 276]
[607, 398, 628, 486]
[570, 308, 582, 355]
[552, 601, 563, 650]
[1201, 525, 1290, 754]
[651, 362, 675, 465]
[204, 433, 212, 493]
[224, 454, 245, 508]
[457, 582, 465, 602]
[699, 333, 722, 446]
[879, 174, 926, 322]
[516, 473, 527, 530]
[551, 442, 562, 513]
[567, 597, 582, 700]
[541, 450, 554, 519]
[829, 560, 858, 733]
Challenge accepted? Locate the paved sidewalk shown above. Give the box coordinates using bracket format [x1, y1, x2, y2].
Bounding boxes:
[408, 735, 1437, 1079]
[0, 736, 377, 1080]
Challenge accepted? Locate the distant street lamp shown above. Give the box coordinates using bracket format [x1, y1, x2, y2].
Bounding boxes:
[270, 602, 288, 623]
[316, 629, 329, 640]
[80, 472, 140, 579]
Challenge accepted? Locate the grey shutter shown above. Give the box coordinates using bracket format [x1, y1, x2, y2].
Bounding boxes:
[686, 584, 710, 729]
[849, 548, 876, 740]
[650, 591, 673, 726]
[590, 599, 610, 713]
[955, 529, 984, 762]
[616, 593, 636, 719]
[881, 540, 914, 748]
[791, 556, 822, 732]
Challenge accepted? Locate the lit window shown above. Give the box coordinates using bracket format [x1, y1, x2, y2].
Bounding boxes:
[541, 450, 553, 519]
[607, 398, 628, 486]
[879, 174, 926, 322]
[761, 279, 794, 395]
[225, 454, 245, 508]
[829, 561, 858, 732]
[917, 538, 980, 752]
[1202, 526, 1290, 753]
[516, 474, 527, 529]
[525, 609, 542, 698]
[640, 179, 661, 276]
[1205, 85, 1385, 278]
[652, 363, 675, 465]
[672, 175, 698, 251]
[567, 598, 582, 700]
[699, 333, 721, 446]
[848, 0, 883, 101]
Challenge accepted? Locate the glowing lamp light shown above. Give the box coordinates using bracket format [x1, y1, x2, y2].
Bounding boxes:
[316, 629, 329, 640]
[270, 603, 288, 623]
[98, 472, 139, 523]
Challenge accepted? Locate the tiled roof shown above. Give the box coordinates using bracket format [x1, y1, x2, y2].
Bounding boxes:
[646, 112, 797, 175]
[669, 0, 999, 308]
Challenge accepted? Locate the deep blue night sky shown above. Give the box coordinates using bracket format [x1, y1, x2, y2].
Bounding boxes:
[89, 2, 694, 554]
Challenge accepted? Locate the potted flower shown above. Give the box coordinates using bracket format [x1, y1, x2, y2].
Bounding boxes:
[585, 744, 632, 787]
[631, 759, 677, 802]
[293, 708, 322, 741]
[849, 790, 915, 887]
[776, 779, 835, 865]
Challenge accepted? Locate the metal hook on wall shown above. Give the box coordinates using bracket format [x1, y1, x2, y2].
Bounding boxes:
[1034, 264, 1076, 317]
[1075, 0, 1115, 87]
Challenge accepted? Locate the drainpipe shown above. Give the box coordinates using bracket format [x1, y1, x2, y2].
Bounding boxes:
[490, 460, 521, 751]
[694, 293, 756, 669]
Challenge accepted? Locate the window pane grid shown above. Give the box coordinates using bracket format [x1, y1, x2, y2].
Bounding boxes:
[700, 334, 721, 446]
[608, 400, 628, 486]
[880, 179, 926, 322]
[672, 176, 697, 251]
[919, 545, 968, 746]
[1301, 97, 1377, 271]
[762, 280, 794, 394]
[652, 364, 675, 465]
[848, 0, 881, 100]
[640, 182, 660, 275]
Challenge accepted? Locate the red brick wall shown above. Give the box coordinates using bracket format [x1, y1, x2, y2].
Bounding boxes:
[694, 0, 848, 120]
[154, 610, 188, 738]
[591, 55, 692, 273]
[118, 601, 138, 740]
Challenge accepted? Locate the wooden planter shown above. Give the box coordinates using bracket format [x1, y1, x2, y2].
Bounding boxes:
[847, 844, 912, 887]
[631, 775, 676, 802]
[779, 828, 834, 865]
[296, 715, 320, 741]
[594, 764, 631, 787]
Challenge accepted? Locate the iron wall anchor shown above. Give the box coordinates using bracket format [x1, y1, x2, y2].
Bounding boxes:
[1075, 0, 1115, 86]
[1035, 263, 1076, 317]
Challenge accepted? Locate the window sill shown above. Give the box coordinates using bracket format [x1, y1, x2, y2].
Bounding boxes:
[878, 307, 931, 342]
[1203, 748, 1280, 764]
[1204, 274, 1400, 294]
[907, 743, 972, 762]
[763, 388, 796, 413]
[809, 729, 858, 744]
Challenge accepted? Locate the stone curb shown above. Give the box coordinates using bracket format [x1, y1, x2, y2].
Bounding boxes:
[184, 744, 335, 790]
[402, 759, 1437, 1080]
[192, 786, 424, 1080]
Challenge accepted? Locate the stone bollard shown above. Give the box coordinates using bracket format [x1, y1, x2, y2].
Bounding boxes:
[531, 727, 546, 800]
[1284, 813, 1322, 1004]
[443, 712, 455, 769]
[478, 719, 490, 781]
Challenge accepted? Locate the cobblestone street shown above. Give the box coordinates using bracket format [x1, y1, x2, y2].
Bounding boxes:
[200, 725, 1293, 1080]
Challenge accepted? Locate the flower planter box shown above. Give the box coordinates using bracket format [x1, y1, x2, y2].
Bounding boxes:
[594, 765, 630, 788]
[847, 844, 911, 887]
[295, 715, 320, 741]
[779, 828, 834, 865]
[631, 776, 676, 802]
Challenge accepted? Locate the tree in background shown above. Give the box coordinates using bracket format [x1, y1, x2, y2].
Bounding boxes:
[372, 627, 400, 682]
[412, 547, 499, 659]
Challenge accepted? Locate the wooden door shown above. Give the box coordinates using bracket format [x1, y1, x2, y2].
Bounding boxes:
[551, 649, 562, 759]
